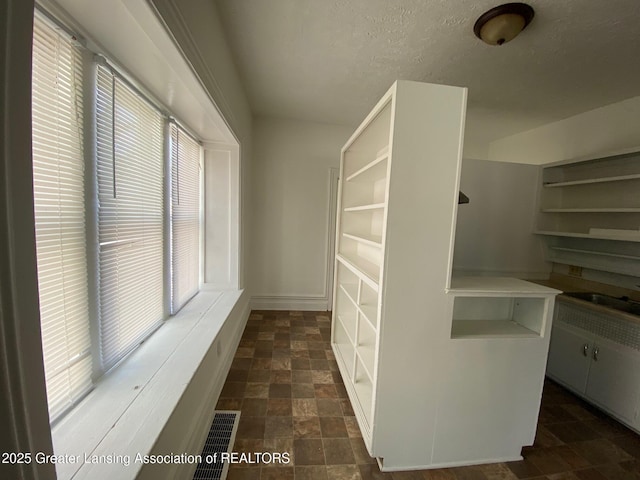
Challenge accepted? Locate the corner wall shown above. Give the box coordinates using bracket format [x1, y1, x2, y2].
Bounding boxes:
[250, 117, 353, 311]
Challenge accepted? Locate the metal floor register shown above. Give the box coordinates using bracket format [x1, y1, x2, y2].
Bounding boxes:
[192, 411, 240, 480]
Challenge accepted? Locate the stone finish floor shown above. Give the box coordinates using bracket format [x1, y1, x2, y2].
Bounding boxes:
[215, 310, 640, 480]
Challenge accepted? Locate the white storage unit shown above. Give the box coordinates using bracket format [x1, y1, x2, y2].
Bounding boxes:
[331, 81, 559, 471]
[547, 298, 640, 433]
[535, 149, 640, 275]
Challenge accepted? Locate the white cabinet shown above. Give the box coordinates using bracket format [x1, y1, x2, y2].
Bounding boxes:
[546, 322, 591, 392]
[535, 149, 640, 276]
[332, 81, 559, 471]
[547, 300, 640, 432]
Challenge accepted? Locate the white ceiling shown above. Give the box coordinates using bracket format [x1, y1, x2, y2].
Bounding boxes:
[214, 0, 640, 144]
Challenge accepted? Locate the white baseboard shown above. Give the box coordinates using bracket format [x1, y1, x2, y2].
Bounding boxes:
[251, 295, 330, 311]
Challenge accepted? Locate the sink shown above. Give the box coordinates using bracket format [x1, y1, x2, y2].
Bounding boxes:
[563, 292, 640, 316]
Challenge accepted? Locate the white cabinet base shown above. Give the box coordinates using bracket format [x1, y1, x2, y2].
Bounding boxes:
[546, 300, 640, 434]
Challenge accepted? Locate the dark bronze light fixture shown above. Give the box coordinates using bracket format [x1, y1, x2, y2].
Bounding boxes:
[474, 3, 535, 46]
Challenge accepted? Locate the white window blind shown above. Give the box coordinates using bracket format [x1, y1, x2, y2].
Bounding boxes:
[31, 16, 92, 421]
[170, 124, 201, 313]
[96, 65, 165, 371]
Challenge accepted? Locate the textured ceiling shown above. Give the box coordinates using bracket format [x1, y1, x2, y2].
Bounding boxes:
[215, 0, 640, 142]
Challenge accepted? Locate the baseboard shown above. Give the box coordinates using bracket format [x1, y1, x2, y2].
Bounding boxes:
[378, 454, 523, 472]
[251, 295, 329, 311]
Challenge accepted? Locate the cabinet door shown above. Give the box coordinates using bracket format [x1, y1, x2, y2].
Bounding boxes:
[585, 336, 640, 426]
[546, 323, 591, 393]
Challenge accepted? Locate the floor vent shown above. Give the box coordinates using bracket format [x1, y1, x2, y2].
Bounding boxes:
[192, 410, 240, 480]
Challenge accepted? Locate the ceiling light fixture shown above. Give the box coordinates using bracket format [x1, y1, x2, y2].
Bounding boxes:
[474, 3, 535, 46]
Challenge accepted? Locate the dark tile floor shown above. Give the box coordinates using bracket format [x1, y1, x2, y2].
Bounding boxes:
[215, 311, 640, 480]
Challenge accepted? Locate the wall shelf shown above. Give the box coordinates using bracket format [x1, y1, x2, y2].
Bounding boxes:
[550, 246, 640, 261]
[535, 230, 640, 243]
[541, 208, 640, 213]
[544, 173, 640, 188]
[536, 149, 640, 276]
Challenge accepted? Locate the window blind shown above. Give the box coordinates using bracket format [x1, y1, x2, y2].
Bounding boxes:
[96, 65, 165, 371]
[170, 124, 201, 313]
[31, 16, 92, 421]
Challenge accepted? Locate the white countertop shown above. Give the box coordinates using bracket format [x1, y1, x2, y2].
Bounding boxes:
[447, 277, 562, 296]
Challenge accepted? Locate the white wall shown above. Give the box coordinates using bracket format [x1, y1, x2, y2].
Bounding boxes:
[251, 117, 353, 310]
[453, 159, 549, 279]
[488, 95, 640, 164]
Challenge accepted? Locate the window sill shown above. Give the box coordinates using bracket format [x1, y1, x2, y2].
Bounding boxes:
[51, 286, 244, 480]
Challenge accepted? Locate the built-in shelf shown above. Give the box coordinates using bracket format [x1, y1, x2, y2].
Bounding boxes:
[352, 370, 373, 424]
[447, 276, 559, 296]
[337, 313, 356, 343]
[542, 208, 640, 213]
[334, 340, 355, 379]
[355, 348, 374, 383]
[336, 254, 379, 291]
[550, 246, 640, 261]
[537, 151, 640, 273]
[339, 283, 359, 305]
[339, 284, 378, 331]
[535, 230, 640, 243]
[451, 320, 539, 339]
[343, 232, 383, 247]
[346, 152, 388, 183]
[544, 173, 640, 188]
[344, 203, 385, 212]
[447, 279, 558, 340]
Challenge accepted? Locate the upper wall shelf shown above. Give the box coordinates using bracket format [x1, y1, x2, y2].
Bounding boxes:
[535, 230, 640, 243]
[536, 148, 640, 275]
[541, 208, 640, 213]
[543, 173, 640, 188]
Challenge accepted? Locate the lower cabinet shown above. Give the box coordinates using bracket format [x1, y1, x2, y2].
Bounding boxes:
[546, 301, 640, 432]
[547, 322, 591, 393]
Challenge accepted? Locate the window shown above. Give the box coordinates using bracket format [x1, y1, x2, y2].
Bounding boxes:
[31, 15, 92, 421]
[170, 123, 201, 313]
[96, 66, 165, 371]
[32, 15, 203, 423]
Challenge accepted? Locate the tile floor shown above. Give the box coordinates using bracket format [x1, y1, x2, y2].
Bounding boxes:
[215, 310, 640, 480]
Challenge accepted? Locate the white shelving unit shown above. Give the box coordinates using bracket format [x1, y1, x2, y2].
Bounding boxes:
[332, 80, 560, 471]
[535, 148, 640, 274]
